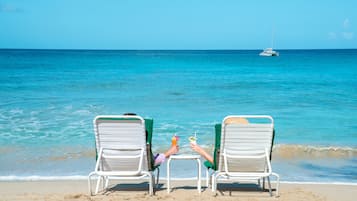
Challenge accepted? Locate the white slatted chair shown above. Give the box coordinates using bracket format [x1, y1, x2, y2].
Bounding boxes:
[88, 115, 156, 195]
[212, 115, 280, 197]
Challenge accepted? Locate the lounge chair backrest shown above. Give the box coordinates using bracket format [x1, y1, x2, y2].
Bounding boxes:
[218, 115, 274, 173]
[93, 115, 148, 172]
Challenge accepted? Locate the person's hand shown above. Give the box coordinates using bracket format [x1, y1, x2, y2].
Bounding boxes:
[190, 143, 204, 155]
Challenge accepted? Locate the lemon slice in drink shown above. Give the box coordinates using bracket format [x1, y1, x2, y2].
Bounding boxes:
[188, 136, 197, 144]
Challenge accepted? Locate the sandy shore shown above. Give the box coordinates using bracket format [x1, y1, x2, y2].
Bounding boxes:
[1, 180, 356, 201]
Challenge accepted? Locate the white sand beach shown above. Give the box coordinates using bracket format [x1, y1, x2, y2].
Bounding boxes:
[1, 180, 356, 201]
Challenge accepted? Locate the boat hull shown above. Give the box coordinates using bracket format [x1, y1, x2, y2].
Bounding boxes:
[259, 52, 279, 56]
[259, 48, 279, 56]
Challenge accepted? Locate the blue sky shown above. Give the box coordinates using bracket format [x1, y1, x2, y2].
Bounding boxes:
[0, 0, 356, 49]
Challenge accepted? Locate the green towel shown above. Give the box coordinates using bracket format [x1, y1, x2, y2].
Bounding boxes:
[144, 118, 159, 171]
[204, 123, 221, 171]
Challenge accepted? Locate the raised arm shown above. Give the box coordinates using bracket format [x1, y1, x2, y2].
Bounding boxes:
[190, 143, 213, 164]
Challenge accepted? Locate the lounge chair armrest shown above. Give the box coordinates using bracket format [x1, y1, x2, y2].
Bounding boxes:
[204, 160, 214, 169]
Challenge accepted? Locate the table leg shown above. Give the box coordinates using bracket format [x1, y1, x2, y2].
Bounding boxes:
[167, 158, 171, 193]
[197, 158, 201, 194]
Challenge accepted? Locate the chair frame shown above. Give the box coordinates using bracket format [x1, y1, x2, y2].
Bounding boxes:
[88, 115, 158, 196]
[211, 115, 280, 197]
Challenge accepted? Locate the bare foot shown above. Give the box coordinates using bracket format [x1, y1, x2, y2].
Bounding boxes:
[164, 145, 179, 158]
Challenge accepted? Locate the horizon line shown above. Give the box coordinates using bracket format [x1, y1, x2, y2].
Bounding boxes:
[0, 48, 357, 51]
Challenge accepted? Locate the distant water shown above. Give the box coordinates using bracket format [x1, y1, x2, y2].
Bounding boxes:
[0, 49, 356, 182]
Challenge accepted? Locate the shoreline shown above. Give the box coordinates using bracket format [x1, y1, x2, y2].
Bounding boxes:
[1, 176, 357, 186]
[1, 180, 356, 201]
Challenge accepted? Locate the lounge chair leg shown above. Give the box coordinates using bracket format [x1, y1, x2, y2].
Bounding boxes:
[212, 177, 215, 193]
[262, 177, 265, 190]
[95, 176, 102, 195]
[267, 176, 272, 197]
[213, 174, 218, 195]
[156, 167, 160, 189]
[88, 172, 95, 196]
[105, 176, 109, 189]
[153, 174, 156, 195]
[206, 169, 210, 188]
[149, 173, 154, 196]
[102, 176, 106, 190]
[272, 172, 280, 197]
[211, 174, 215, 192]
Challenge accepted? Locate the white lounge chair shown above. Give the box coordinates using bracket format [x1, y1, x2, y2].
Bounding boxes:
[88, 115, 158, 195]
[212, 115, 280, 197]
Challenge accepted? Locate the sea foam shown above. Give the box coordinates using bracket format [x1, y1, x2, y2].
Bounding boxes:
[273, 144, 357, 159]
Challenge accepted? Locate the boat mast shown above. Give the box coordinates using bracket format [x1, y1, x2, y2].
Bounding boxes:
[271, 28, 274, 49]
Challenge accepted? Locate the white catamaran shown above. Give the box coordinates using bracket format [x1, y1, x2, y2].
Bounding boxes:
[259, 48, 279, 56]
[260, 30, 279, 56]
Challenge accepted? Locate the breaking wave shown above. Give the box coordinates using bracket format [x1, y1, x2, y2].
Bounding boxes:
[273, 144, 357, 159]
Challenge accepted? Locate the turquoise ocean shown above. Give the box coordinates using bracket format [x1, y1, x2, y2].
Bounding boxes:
[0, 49, 356, 182]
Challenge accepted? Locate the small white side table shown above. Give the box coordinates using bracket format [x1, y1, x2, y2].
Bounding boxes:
[166, 154, 201, 193]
